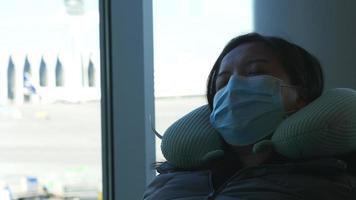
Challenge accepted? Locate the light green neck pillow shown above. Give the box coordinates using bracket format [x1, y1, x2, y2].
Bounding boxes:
[161, 88, 356, 169]
[253, 88, 356, 158]
[160, 105, 225, 169]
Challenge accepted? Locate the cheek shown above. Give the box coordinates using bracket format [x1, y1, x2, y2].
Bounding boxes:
[281, 87, 299, 111]
[215, 77, 230, 91]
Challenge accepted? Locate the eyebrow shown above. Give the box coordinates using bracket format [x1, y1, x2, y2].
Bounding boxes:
[244, 58, 269, 66]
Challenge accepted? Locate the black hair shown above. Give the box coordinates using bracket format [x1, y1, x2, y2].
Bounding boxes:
[207, 32, 324, 109]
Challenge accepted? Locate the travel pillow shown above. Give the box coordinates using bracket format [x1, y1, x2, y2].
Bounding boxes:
[160, 88, 356, 169]
[253, 88, 356, 158]
[160, 105, 225, 169]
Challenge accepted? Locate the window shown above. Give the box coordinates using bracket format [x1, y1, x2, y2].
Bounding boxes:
[7, 57, 16, 101]
[88, 58, 95, 87]
[55, 57, 64, 87]
[0, 1, 102, 199]
[39, 57, 48, 87]
[153, 0, 254, 162]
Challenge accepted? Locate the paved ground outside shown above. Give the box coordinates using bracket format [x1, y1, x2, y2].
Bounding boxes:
[0, 96, 206, 197]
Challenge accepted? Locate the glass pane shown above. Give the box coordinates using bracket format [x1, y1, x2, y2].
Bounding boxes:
[0, 1, 102, 199]
[153, 0, 254, 162]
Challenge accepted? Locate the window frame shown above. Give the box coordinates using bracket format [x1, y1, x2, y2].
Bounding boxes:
[99, 0, 156, 199]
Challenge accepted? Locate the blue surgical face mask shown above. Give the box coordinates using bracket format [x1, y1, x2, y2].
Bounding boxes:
[210, 74, 297, 146]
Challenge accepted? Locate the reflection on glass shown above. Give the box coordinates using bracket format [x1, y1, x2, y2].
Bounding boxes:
[0, 0, 101, 199]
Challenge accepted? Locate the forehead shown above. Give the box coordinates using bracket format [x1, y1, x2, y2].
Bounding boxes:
[220, 42, 279, 68]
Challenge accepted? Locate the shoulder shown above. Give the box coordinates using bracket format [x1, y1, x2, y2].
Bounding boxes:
[216, 158, 356, 200]
[143, 162, 214, 200]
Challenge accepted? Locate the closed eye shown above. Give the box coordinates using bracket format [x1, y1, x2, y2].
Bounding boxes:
[246, 70, 267, 76]
[244, 59, 269, 76]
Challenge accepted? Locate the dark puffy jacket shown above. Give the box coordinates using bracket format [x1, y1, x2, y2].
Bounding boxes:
[143, 158, 356, 200]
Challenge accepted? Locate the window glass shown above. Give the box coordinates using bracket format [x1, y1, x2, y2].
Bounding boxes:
[0, 1, 102, 199]
[153, 0, 254, 161]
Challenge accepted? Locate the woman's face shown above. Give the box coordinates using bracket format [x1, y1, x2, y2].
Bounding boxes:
[215, 42, 305, 113]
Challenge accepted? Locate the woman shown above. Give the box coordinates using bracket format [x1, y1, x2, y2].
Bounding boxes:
[144, 33, 356, 199]
[207, 32, 322, 169]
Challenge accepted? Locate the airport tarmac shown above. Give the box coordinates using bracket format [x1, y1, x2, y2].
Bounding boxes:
[0, 96, 206, 193]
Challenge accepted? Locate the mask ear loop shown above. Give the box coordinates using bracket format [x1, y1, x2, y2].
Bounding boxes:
[149, 115, 163, 139]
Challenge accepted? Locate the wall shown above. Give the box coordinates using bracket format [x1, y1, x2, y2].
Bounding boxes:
[254, 0, 356, 90]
